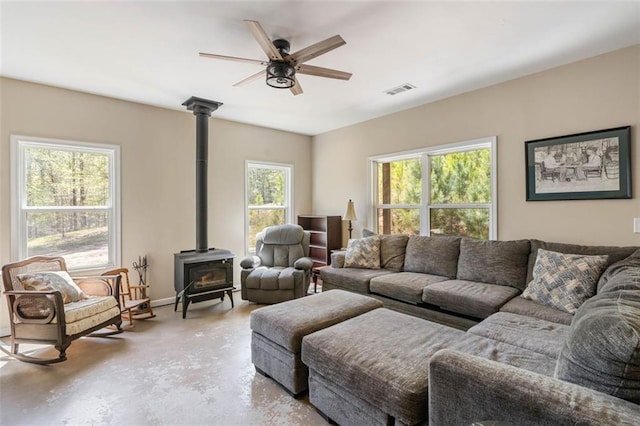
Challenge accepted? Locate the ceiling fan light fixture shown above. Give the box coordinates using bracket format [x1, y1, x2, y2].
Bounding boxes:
[266, 61, 296, 89]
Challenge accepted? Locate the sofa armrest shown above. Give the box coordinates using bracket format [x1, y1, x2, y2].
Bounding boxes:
[330, 250, 346, 268]
[294, 257, 313, 270]
[428, 349, 640, 426]
[240, 256, 260, 269]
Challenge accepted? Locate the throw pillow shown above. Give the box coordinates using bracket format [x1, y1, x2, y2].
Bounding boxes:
[344, 236, 381, 269]
[522, 249, 608, 314]
[18, 271, 88, 304]
[526, 239, 637, 285]
[555, 290, 640, 404]
[597, 249, 640, 293]
[362, 228, 378, 238]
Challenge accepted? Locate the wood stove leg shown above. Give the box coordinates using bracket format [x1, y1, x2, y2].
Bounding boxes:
[181, 294, 190, 319]
[174, 294, 180, 312]
[226, 289, 234, 308]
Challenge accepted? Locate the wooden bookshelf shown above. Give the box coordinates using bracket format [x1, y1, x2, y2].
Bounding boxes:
[297, 215, 342, 267]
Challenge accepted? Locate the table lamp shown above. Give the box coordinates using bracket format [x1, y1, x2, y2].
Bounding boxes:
[343, 199, 358, 240]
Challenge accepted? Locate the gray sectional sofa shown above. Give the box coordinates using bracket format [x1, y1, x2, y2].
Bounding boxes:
[307, 235, 640, 425]
[321, 235, 637, 329]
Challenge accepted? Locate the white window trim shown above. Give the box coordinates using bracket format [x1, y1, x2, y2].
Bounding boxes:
[244, 160, 293, 255]
[10, 135, 121, 272]
[368, 136, 497, 239]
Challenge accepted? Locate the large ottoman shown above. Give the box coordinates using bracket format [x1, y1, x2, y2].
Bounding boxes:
[301, 308, 466, 426]
[250, 289, 383, 396]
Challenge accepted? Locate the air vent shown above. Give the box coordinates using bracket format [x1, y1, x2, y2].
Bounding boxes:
[384, 83, 416, 96]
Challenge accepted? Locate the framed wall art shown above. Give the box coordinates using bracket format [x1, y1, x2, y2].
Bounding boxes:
[525, 126, 631, 201]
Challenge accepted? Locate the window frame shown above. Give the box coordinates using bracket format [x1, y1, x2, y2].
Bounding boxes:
[244, 160, 293, 255]
[10, 135, 121, 272]
[369, 136, 497, 239]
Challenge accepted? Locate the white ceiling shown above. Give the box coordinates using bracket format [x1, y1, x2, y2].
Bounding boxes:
[2, 1, 639, 136]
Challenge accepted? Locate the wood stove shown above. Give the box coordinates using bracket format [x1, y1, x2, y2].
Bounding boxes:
[174, 249, 234, 319]
[174, 96, 236, 318]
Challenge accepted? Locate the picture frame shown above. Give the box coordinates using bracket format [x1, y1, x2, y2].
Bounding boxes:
[525, 126, 632, 201]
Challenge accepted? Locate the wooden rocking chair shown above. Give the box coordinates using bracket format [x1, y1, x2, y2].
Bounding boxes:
[102, 268, 155, 328]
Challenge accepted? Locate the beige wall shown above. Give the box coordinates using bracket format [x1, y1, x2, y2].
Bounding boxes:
[0, 78, 312, 330]
[312, 45, 640, 248]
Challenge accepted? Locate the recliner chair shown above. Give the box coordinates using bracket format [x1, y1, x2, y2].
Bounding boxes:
[240, 224, 312, 304]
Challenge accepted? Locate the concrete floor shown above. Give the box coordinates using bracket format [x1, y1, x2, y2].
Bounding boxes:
[0, 295, 327, 426]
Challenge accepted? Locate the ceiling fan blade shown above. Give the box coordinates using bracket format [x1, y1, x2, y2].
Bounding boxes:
[290, 78, 303, 96]
[296, 64, 352, 80]
[287, 35, 346, 65]
[244, 20, 284, 61]
[233, 70, 266, 87]
[199, 52, 268, 66]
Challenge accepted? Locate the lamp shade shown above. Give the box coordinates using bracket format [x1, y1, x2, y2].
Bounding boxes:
[343, 199, 358, 222]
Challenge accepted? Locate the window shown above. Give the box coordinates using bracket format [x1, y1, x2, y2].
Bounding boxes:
[371, 137, 496, 239]
[245, 161, 292, 254]
[375, 157, 422, 235]
[11, 135, 121, 271]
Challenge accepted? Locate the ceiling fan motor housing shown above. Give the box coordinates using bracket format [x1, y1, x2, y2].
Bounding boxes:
[272, 39, 290, 56]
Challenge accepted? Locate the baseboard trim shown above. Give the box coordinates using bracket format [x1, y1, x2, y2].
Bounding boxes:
[151, 297, 175, 307]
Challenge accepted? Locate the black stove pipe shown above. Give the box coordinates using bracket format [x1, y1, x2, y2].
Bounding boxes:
[182, 96, 223, 253]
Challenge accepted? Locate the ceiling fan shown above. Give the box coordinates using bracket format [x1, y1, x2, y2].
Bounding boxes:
[199, 20, 352, 96]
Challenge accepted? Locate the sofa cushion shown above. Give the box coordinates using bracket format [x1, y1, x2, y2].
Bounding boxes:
[522, 249, 608, 314]
[18, 271, 88, 304]
[344, 236, 381, 269]
[468, 312, 570, 359]
[597, 249, 640, 293]
[245, 266, 299, 290]
[555, 289, 640, 404]
[403, 235, 461, 278]
[448, 333, 559, 377]
[499, 296, 573, 325]
[422, 280, 520, 319]
[456, 239, 531, 289]
[526, 240, 638, 285]
[64, 298, 121, 336]
[320, 267, 395, 293]
[370, 272, 448, 304]
[63, 295, 119, 323]
[380, 234, 409, 271]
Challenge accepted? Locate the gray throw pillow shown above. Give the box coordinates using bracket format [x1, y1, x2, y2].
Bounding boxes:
[456, 239, 530, 289]
[403, 235, 461, 278]
[555, 290, 640, 404]
[380, 234, 409, 271]
[344, 236, 381, 269]
[597, 249, 640, 293]
[362, 228, 377, 238]
[521, 249, 608, 314]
